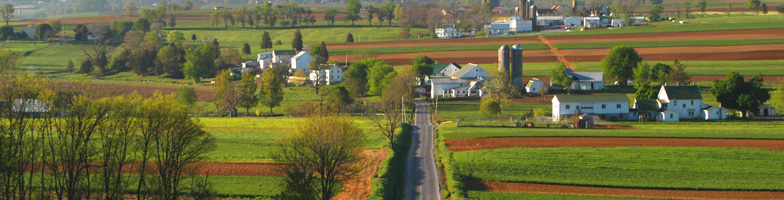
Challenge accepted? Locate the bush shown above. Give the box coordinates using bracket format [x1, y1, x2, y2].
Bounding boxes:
[398, 29, 409, 39]
[275, 40, 282, 45]
[479, 100, 500, 117]
[369, 122, 412, 200]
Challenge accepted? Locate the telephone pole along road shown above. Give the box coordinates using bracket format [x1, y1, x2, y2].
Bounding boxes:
[404, 100, 442, 200]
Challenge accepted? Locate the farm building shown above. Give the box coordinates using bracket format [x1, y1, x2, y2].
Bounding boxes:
[525, 78, 548, 96]
[486, 14, 533, 36]
[21, 28, 35, 39]
[424, 62, 462, 85]
[564, 17, 583, 27]
[257, 50, 297, 70]
[632, 84, 728, 122]
[611, 19, 626, 27]
[435, 24, 462, 39]
[12, 99, 50, 118]
[537, 16, 564, 26]
[584, 17, 602, 28]
[309, 64, 343, 85]
[429, 63, 488, 98]
[550, 69, 605, 91]
[551, 94, 630, 121]
[752, 104, 776, 117]
[290, 51, 315, 74]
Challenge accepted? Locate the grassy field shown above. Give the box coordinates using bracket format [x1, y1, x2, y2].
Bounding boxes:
[433, 100, 551, 122]
[554, 38, 784, 50]
[329, 43, 550, 55]
[200, 117, 388, 163]
[542, 14, 784, 37]
[467, 191, 669, 200]
[453, 147, 784, 190]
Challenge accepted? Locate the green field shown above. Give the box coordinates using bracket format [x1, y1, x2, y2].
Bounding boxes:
[572, 60, 784, 76]
[542, 14, 784, 37]
[453, 147, 784, 190]
[467, 191, 669, 200]
[554, 38, 784, 50]
[329, 43, 550, 55]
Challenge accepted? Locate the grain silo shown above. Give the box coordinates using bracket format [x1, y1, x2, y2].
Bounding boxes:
[511, 44, 524, 89]
[498, 45, 510, 74]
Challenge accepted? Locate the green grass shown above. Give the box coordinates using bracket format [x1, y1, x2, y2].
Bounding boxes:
[542, 14, 784, 37]
[329, 43, 549, 55]
[200, 117, 387, 163]
[467, 191, 670, 200]
[433, 100, 551, 122]
[210, 176, 284, 199]
[453, 147, 784, 190]
[554, 38, 784, 50]
[571, 60, 784, 76]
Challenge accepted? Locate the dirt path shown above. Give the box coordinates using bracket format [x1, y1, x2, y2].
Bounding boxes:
[333, 149, 389, 200]
[465, 179, 784, 200]
[445, 137, 784, 152]
[538, 35, 572, 70]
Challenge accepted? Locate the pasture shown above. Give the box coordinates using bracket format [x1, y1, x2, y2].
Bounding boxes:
[572, 60, 784, 76]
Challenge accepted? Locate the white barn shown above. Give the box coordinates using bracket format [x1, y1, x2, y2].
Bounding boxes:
[552, 94, 630, 121]
[564, 17, 583, 27]
[290, 51, 315, 74]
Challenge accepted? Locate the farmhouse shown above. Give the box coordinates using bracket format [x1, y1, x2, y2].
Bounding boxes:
[552, 94, 630, 121]
[257, 50, 297, 70]
[486, 14, 533, 36]
[290, 51, 315, 74]
[309, 64, 343, 85]
[435, 24, 462, 39]
[430, 63, 488, 98]
[632, 84, 727, 122]
[424, 62, 462, 85]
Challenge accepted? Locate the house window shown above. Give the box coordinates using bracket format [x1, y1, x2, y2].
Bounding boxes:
[616, 104, 621, 109]
[566, 105, 570, 109]
[663, 104, 668, 108]
[602, 104, 606, 109]
[691, 100, 694, 105]
[682, 104, 686, 108]
[689, 111, 694, 115]
[670, 114, 673, 118]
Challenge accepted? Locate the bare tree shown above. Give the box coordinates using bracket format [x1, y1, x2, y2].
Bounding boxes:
[97, 94, 142, 200]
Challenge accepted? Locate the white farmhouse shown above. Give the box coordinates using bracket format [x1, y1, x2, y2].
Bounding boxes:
[584, 17, 602, 28]
[611, 18, 626, 27]
[430, 63, 488, 98]
[632, 84, 727, 122]
[309, 64, 344, 85]
[257, 50, 297, 70]
[552, 94, 630, 121]
[424, 62, 462, 85]
[435, 24, 462, 39]
[290, 51, 315, 74]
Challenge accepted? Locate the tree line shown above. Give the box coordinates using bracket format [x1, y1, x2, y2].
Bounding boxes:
[0, 75, 216, 200]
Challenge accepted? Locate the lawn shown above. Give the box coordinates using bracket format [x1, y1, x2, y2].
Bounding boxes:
[571, 60, 784, 76]
[452, 147, 784, 190]
[200, 116, 388, 163]
[554, 38, 784, 50]
[542, 14, 784, 37]
[433, 100, 551, 122]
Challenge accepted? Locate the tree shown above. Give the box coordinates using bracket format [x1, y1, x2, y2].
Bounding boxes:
[480, 100, 501, 117]
[167, 30, 185, 45]
[762, 3, 768, 14]
[633, 62, 651, 85]
[0, 25, 11, 39]
[635, 83, 661, 99]
[549, 63, 573, 92]
[213, 70, 241, 116]
[345, 0, 362, 25]
[698, 0, 707, 16]
[411, 55, 434, 86]
[666, 60, 692, 84]
[261, 31, 273, 51]
[710, 72, 770, 117]
[35, 24, 54, 40]
[1, 4, 14, 25]
[650, 63, 672, 83]
[681, 0, 692, 18]
[771, 83, 784, 112]
[368, 67, 416, 149]
[366, 5, 376, 25]
[183, 45, 214, 83]
[177, 86, 197, 107]
[324, 8, 338, 26]
[211, 39, 221, 59]
[184, 0, 193, 10]
[134, 18, 151, 32]
[169, 14, 177, 28]
[649, 4, 664, 19]
[66, 60, 75, 72]
[259, 68, 284, 115]
[727, 2, 733, 16]
[326, 86, 353, 112]
[238, 6, 249, 28]
[239, 72, 259, 115]
[747, 0, 761, 14]
[777, 4, 784, 14]
[344, 62, 368, 96]
[366, 58, 396, 96]
[601, 45, 642, 86]
[292, 29, 303, 51]
[157, 45, 182, 76]
[80, 59, 93, 73]
[273, 114, 365, 200]
[47, 19, 62, 33]
[346, 33, 354, 43]
[192, 34, 196, 41]
[124, 1, 137, 17]
[243, 43, 251, 55]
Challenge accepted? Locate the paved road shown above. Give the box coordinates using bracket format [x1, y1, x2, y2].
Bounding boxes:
[404, 100, 442, 200]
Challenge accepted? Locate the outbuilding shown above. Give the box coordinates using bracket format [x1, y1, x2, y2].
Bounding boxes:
[659, 109, 680, 122]
[525, 78, 548, 96]
[564, 17, 583, 27]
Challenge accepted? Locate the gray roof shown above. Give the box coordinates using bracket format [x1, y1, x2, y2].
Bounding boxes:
[662, 85, 702, 100]
[273, 50, 298, 56]
[555, 94, 629, 103]
[430, 77, 472, 84]
[569, 71, 603, 82]
[635, 99, 660, 111]
[451, 64, 482, 79]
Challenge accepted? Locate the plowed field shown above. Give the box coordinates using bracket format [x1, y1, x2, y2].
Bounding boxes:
[465, 179, 784, 200]
[445, 137, 784, 152]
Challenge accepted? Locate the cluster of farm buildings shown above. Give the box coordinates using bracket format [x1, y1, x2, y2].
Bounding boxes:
[231, 47, 344, 85]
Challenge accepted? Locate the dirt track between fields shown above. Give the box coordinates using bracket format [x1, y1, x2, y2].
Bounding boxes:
[445, 137, 784, 152]
[465, 179, 784, 200]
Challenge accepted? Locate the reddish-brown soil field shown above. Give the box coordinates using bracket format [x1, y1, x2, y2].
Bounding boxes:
[82, 82, 215, 102]
[445, 137, 784, 152]
[18, 16, 137, 25]
[357, 49, 557, 65]
[334, 149, 389, 200]
[545, 29, 784, 44]
[465, 179, 784, 200]
[328, 37, 541, 50]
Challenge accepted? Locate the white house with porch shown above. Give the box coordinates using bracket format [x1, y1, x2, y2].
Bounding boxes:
[429, 63, 488, 98]
[309, 64, 343, 85]
[632, 84, 727, 122]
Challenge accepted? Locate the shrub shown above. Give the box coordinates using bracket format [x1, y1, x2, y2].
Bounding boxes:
[479, 100, 500, 117]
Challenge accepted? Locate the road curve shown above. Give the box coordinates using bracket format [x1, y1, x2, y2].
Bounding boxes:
[404, 100, 442, 200]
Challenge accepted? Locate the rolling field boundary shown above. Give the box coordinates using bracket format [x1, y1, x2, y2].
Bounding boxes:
[538, 35, 573, 70]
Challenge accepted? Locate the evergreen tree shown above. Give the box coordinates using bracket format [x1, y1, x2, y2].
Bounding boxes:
[346, 33, 354, 42]
[261, 31, 273, 51]
[291, 29, 303, 51]
[243, 43, 251, 55]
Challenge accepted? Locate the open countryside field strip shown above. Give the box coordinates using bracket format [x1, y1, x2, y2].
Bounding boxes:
[453, 147, 784, 190]
[544, 29, 784, 44]
[554, 38, 784, 50]
[445, 137, 784, 152]
[466, 191, 669, 200]
[572, 60, 784, 76]
[542, 15, 784, 37]
[329, 43, 549, 55]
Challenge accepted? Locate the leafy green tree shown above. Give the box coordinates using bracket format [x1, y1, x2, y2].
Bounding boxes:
[124, 1, 137, 17]
[177, 86, 197, 107]
[696, 0, 707, 16]
[650, 63, 672, 83]
[345, 62, 369, 96]
[601, 45, 642, 86]
[633, 62, 651, 85]
[157, 45, 181, 77]
[327, 86, 353, 112]
[35, 24, 54, 40]
[261, 31, 273, 51]
[184, 0, 193, 10]
[0, 25, 12, 39]
[134, 18, 151, 32]
[411, 55, 434, 86]
[292, 29, 303, 51]
[47, 19, 62, 33]
[666, 60, 692, 84]
[710, 72, 770, 117]
[1, 4, 14, 25]
[183, 45, 215, 83]
[635, 83, 661, 99]
[345, 0, 362, 25]
[167, 30, 185, 45]
[777, 4, 784, 14]
[682, 0, 692, 18]
[259, 68, 284, 115]
[747, 0, 761, 14]
[649, 5, 664, 19]
[727, 2, 733, 16]
[191, 33, 196, 41]
[239, 72, 259, 115]
[324, 8, 338, 26]
[480, 100, 500, 117]
[762, 3, 768, 14]
[213, 70, 240, 116]
[771, 83, 784, 112]
[549, 63, 573, 92]
[80, 59, 93, 73]
[366, 5, 376, 25]
[0, 49, 16, 73]
[237, 6, 249, 28]
[365, 58, 396, 96]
